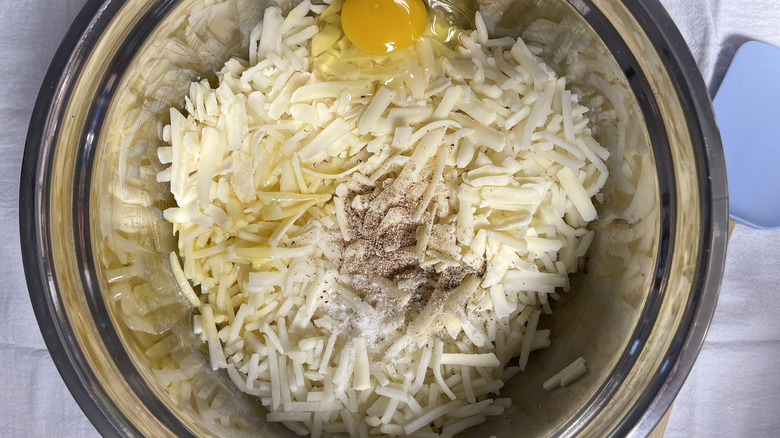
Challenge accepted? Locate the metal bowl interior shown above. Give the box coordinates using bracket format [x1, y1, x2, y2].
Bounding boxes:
[20, 0, 728, 436]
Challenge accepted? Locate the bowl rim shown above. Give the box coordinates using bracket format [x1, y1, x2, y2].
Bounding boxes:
[19, 0, 728, 436]
[20, 0, 146, 435]
[21, 0, 207, 434]
[614, 0, 728, 435]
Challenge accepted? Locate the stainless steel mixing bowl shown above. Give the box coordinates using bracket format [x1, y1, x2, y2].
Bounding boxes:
[20, 0, 728, 436]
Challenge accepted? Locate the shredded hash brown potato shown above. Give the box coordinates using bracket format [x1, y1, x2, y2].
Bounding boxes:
[155, 1, 609, 436]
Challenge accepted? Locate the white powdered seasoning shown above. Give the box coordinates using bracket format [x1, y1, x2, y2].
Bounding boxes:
[158, 2, 609, 436]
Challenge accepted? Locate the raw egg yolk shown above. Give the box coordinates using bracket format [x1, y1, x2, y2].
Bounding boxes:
[341, 0, 428, 54]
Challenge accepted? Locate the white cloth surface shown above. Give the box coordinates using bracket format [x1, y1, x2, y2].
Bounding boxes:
[1, 0, 778, 436]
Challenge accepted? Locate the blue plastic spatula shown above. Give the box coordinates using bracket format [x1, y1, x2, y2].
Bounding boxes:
[714, 40, 780, 229]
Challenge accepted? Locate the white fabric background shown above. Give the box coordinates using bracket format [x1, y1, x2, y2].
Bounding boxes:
[1, 0, 778, 436]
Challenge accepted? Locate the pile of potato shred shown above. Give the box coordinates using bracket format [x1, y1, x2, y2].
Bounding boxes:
[156, 1, 609, 436]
